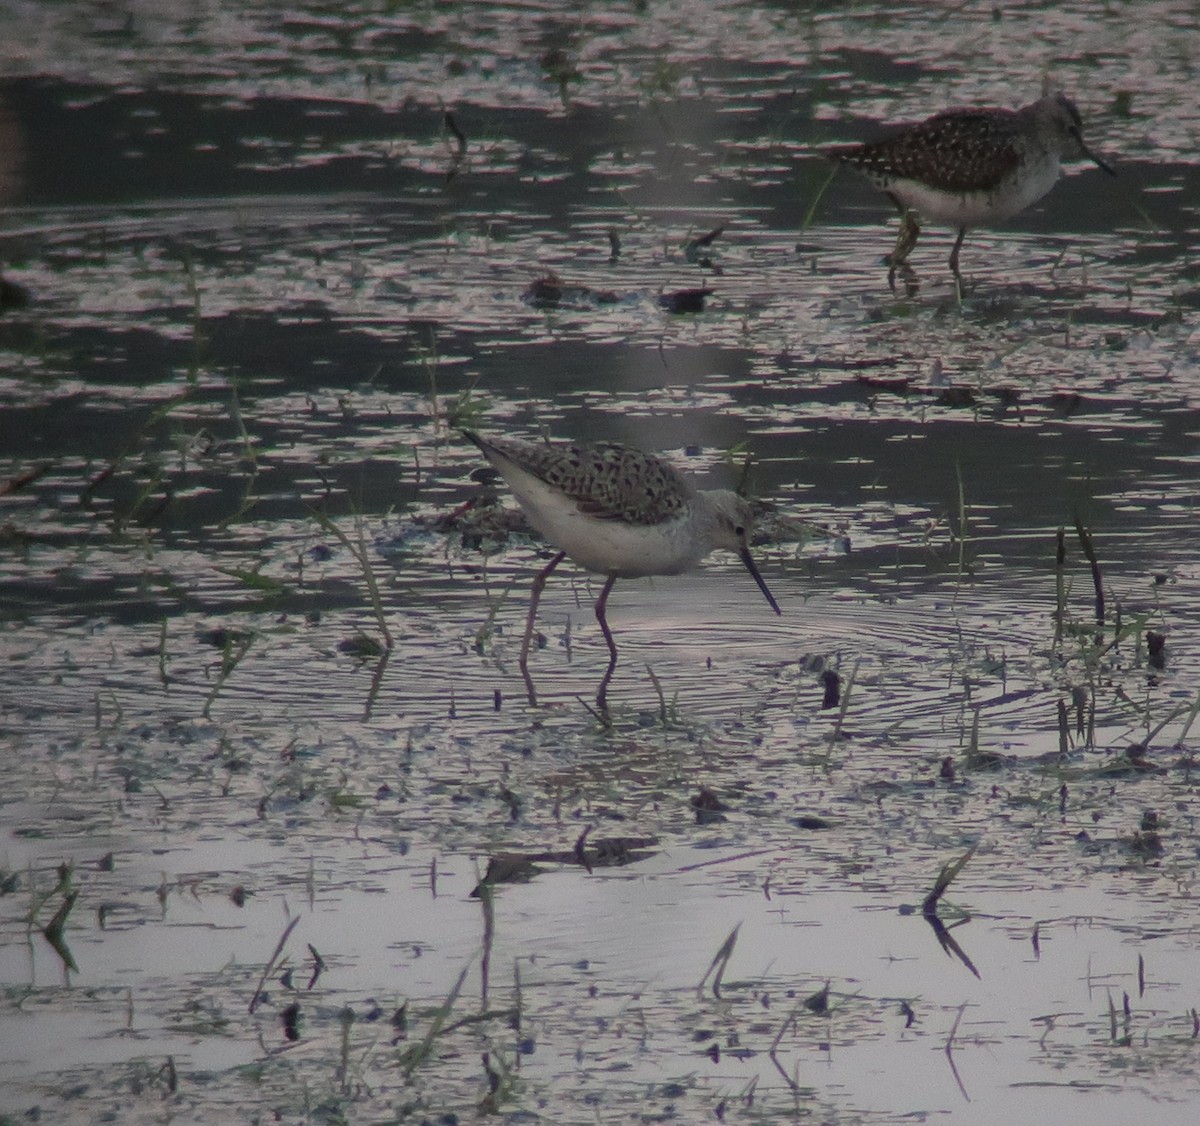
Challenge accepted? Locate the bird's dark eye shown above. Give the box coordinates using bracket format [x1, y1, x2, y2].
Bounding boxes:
[735, 525, 746, 536]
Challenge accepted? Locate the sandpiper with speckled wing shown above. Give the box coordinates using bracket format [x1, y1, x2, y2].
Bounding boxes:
[831, 92, 1115, 282]
[463, 430, 781, 713]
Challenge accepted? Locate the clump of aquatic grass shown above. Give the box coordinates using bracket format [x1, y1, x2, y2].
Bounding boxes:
[248, 915, 301, 1013]
[950, 460, 973, 602]
[470, 575, 511, 657]
[922, 846, 980, 980]
[94, 688, 124, 734]
[818, 657, 859, 762]
[637, 57, 687, 100]
[179, 249, 208, 385]
[1073, 514, 1105, 643]
[214, 562, 288, 600]
[325, 774, 366, 812]
[923, 845, 975, 916]
[336, 1006, 356, 1094]
[698, 923, 740, 999]
[645, 664, 680, 727]
[75, 256, 261, 535]
[82, 391, 191, 531]
[313, 508, 393, 652]
[1048, 514, 1197, 755]
[913, 463, 980, 588]
[202, 629, 255, 719]
[41, 886, 80, 974]
[799, 161, 839, 233]
[442, 109, 468, 183]
[766, 980, 836, 1095]
[416, 328, 488, 440]
[477, 870, 496, 1009]
[720, 440, 752, 495]
[213, 379, 262, 528]
[1107, 989, 1134, 1047]
[397, 963, 470, 1077]
[1052, 515, 1137, 662]
[479, 1048, 518, 1114]
[154, 617, 170, 685]
[540, 45, 583, 110]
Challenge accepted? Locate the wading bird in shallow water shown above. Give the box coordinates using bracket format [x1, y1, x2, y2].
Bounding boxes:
[830, 91, 1115, 285]
[463, 430, 781, 714]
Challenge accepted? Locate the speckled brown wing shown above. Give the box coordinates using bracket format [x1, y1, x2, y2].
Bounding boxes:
[539, 442, 693, 526]
[839, 108, 1025, 193]
[473, 433, 693, 526]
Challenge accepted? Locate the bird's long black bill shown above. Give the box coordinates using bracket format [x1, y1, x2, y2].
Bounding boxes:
[740, 547, 782, 616]
[1085, 145, 1116, 177]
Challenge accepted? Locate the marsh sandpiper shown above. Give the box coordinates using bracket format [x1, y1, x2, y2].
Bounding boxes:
[831, 91, 1114, 284]
[463, 430, 781, 713]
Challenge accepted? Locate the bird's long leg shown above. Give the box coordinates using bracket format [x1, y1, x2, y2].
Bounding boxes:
[593, 573, 620, 715]
[884, 200, 921, 291]
[885, 202, 921, 267]
[948, 227, 966, 280]
[519, 550, 566, 706]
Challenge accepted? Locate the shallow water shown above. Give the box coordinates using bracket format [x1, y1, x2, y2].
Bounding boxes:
[2, 1, 1200, 1122]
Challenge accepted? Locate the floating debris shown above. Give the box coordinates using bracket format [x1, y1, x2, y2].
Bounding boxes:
[0, 273, 30, 313]
[684, 224, 724, 267]
[337, 633, 388, 659]
[523, 269, 620, 309]
[658, 286, 714, 313]
[1147, 630, 1167, 670]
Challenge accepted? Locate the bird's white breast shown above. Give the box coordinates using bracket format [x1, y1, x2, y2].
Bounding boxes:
[889, 156, 1062, 227]
[500, 462, 706, 578]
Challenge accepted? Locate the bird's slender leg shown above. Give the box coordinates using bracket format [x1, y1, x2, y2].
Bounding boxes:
[884, 200, 921, 291]
[519, 549, 566, 706]
[593, 573, 620, 715]
[948, 227, 966, 281]
[884, 201, 921, 267]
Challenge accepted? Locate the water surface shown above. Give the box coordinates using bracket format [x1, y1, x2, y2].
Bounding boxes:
[2, 2, 1200, 1122]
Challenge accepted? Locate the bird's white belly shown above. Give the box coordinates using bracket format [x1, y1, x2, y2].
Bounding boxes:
[506, 472, 704, 578]
[542, 511, 703, 578]
[890, 159, 1062, 227]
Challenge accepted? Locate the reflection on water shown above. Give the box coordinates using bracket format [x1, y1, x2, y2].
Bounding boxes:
[0, 99, 24, 208]
[2, 1, 1200, 1121]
